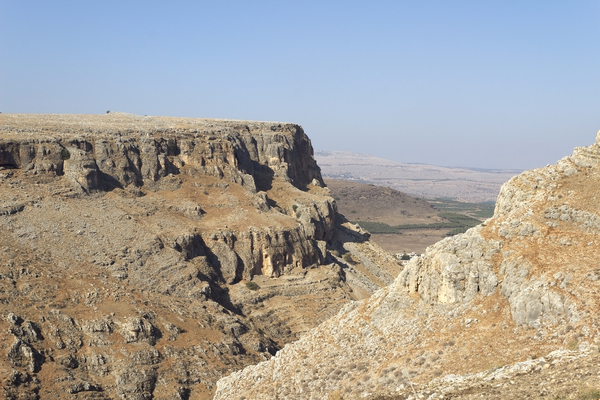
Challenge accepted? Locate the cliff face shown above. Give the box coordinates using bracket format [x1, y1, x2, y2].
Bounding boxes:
[0, 114, 322, 192]
[0, 114, 332, 284]
[215, 132, 600, 399]
[0, 113, 399, 399]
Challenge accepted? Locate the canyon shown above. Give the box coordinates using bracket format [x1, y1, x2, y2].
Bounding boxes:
[216, 133, 600, 399]
[2, 113, 600, 400]
[0, 113, 398, 399]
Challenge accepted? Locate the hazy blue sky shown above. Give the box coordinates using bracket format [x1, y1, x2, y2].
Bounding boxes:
[1, 1, 599, 169]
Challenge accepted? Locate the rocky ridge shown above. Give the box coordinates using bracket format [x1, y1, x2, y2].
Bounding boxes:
[215, 132, 600, 399]
[0, 113, 399, 399]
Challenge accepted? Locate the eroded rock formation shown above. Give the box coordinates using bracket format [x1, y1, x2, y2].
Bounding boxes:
[0, 113, 399, 399]
[215, 132, 600, 399]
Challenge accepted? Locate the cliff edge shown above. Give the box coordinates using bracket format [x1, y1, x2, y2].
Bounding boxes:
[0, 113, 399, 399]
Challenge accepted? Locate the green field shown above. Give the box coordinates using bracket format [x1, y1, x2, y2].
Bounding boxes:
[427, 198, 496, 219]
[353, 200, 495, 237]
[351, 221, 401, 234]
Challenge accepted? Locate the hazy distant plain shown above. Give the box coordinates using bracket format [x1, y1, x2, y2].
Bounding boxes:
[315, 151, 521, 203]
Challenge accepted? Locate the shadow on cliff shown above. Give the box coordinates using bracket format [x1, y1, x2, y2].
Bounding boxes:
[193, 238, 244, 316]
[333, 213, 369, 245]
[253, 163, 275, 192]
[233, 137, 275, 192]
[98, 171, 125, 191]
[198, 269, 243, 316]
[0, 153, 18, 169]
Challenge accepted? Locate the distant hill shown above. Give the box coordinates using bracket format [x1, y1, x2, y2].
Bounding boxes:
[325, 179, 438, 226]
[326, 179, 486, 254]
[316, 150, 521, 203]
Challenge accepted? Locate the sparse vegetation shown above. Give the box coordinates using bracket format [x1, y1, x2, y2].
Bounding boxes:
[485, 362, 504, 373]
[328, 391, 345, 400]
[429, 198, 495, 219]
[394, 212, 480, 234]
[353, 212, 480, 236]
[60, 148, 71, 160]
[342, 253, 354, 264]
[351, 221, 399, 234]
[445, 227, 470, 236]
[292, 204, 301, 218]
[438, 212, 481, 224]
[568, 338, 579, 350]
[578, 386, 600, 400]
[245, 281, 260, 291]
[471, 208, 495, 218]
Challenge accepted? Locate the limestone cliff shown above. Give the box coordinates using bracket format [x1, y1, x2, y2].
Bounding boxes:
[215, 132, 600, 399]
[0, 113, 399, 399]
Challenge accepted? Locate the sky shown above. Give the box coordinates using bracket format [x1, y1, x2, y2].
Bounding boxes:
[1, 1, 599, 170]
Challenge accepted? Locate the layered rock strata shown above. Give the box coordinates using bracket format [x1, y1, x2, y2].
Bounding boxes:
[215, 132, 600, 399]
[0, 113, 399, 399]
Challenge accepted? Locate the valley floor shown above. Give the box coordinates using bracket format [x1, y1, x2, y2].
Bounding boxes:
[370, 231, 446, 255]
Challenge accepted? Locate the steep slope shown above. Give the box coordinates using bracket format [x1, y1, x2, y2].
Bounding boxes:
[215, 132, 600, 399]
[0, 113, 399, 399]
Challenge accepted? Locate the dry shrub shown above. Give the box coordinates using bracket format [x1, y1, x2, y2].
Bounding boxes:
[578, 386, 600, 400]
[328, 392, 344, 400]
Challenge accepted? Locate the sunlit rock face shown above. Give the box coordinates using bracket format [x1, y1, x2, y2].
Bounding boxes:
[0, 113, 400, 399]
[215, 132, 600, 400]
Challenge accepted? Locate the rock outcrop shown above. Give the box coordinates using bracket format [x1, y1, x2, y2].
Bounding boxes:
[0, 113, 399, 399]
[215, 132, 600, 399]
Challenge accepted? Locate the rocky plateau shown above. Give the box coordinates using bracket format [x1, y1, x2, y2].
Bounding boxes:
[0, 113, 400, 399]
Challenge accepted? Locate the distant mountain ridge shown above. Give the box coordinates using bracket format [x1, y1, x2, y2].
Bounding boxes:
[315, 150, 521, 203]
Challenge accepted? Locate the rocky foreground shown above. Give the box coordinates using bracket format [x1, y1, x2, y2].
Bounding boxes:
[0, 113, 399, 399]
[215, 132, 600, 399]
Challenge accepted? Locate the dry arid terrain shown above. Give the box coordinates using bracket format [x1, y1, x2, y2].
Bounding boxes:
[215, 133, 600, 399]
[0, 113, 400, 399]
[4, 113, 600, 400]
[324, 179, 445, 254]
[315, 151, 521, 203]
[325, 179, 488, 255]
[324, 179, 439, 226]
